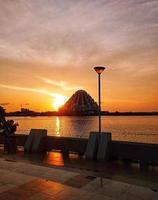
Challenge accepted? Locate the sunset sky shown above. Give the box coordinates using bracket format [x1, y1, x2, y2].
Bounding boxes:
[0, 0, 158, 112]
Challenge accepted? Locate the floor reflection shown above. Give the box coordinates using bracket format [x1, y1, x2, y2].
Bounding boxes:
[0, 147, 158, 188]
[44, 151, 64, 167]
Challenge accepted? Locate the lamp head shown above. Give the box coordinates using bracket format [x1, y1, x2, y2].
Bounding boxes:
[94, 66, 105, 74]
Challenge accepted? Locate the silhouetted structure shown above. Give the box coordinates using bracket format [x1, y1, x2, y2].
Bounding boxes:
[59, 90, 98, 115]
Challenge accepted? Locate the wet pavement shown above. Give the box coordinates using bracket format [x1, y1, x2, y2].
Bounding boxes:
[0, 149, 158, 200]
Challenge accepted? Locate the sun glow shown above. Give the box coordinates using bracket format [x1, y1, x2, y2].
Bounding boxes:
[53, 95, 67, 110]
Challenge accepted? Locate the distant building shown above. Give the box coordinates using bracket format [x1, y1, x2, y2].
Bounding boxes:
[58, 90, 99, 115]
[20, 108, 35, 115]
[21, 108, 30, 113]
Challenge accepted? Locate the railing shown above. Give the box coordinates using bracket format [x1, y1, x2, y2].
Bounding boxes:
[0, 134, 158, 165]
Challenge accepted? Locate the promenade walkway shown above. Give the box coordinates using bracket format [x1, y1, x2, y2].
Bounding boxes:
[0, 157, 158, 200]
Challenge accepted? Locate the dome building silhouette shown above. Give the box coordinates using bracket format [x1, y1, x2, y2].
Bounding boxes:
[59, 90, 98, 115]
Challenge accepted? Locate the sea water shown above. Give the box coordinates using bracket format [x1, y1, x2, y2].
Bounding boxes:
[7, 116, 158, 144]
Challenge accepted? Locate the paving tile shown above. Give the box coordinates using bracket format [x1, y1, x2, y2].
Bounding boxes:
[19, 180, 43, 193]
[0, 169, 35, 186]
[82, 177, 111, 192]
[0, 157, 157, 200]
[0, 182, 4, 186]
[0, 159, 79, 184]
[121, 185, 157, 200]
[64, 174, 95, 188]
[22, 179, 55, 193]
[91, 194, 116, 200]
[119, 192, 141, 200]
[75, 190, 97, 200]
[9, 187, 34, 199]
[28, 192, 52, 200]
[50, 188, 92, 200]
[152, 192, 158, 200]
[41, 171, 79, 183]
[43, 184, 66, 196]
[0, 191, 17, 200]
[0, 184, 16, 193]
[91, 179, 131, 199]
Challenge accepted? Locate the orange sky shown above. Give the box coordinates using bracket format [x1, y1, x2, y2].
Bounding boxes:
[0, 0, 158, 112]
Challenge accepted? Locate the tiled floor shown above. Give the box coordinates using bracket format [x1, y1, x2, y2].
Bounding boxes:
[0, 158, 158, 200]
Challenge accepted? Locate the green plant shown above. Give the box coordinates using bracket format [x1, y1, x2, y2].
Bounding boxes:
[0, 106, 18, 153]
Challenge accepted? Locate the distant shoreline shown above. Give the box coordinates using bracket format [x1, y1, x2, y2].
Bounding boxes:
[6, 111, 158, 117]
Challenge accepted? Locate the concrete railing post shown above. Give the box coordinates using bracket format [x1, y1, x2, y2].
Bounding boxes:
[97, 132, 111, 161]
[85, 132, 111, 161]
[85, 132, 99, 160]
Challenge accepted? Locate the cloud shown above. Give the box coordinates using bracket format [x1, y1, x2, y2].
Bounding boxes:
[38, 76, 82, 91]
[0, 0, 158, 112]
[0, 102, 10, 106]
[0, 0, 158, 71]
[0, 84, 68, 99]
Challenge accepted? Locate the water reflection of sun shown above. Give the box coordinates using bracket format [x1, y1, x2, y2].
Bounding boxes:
[56, 117, 60, 136]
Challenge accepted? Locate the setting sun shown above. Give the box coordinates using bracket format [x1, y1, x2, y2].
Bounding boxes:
[53, 95, 68, 110]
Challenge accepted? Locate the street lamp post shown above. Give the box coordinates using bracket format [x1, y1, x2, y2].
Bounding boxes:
[94, 66, 105, 134]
